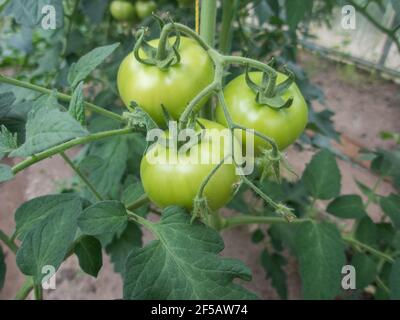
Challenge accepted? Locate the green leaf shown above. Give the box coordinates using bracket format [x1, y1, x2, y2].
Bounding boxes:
[0, 245, 6, 289]
[3, 0, 63, 27]
[68, 82, 86, 126]
[251, 229, 265, 244]
[355, 216, 377, 247]
[0, 92, 15, 118]
[78, 200, 128, 236]
[79, 136, 129, 200]
[124, 207, 258, 300]
[380, 194, 400, 229]
[308, 108, 339, 141]
[10, 94, 88, 157]
[285, 0, 313, 31]
[327, 195, 366, 219]
[16, 195, 82, 283]
[80, 0, 109, 23]
[351, 253, 377, 290]
[0, 164, 13, 183]
[74, 236, 102, 277]
[302, 149, 341, 200]
[260, 249, 288, 299]
[371, 149, 400, 178]
[294, 221, 345, 299]
[105, 222, 142, 274]
[15, 194, 81, 239]
[68, 43, 119, 88]
[0, 125, 18, 154]
[390, 258, 400, 299]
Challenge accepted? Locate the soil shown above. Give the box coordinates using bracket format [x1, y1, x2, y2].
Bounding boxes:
[0, 52, 399, 300]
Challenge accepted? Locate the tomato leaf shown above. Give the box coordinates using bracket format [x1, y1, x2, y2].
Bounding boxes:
[123, 207, 258, 299]
[327, 195, 366, 219]
[260, 249, 288, 299]
[294, 221, 345, 299]
[380, 194, 400, 229]
[74, 236, 103, 277]
[15, 194, 81, 239]
[302, 149, 341, 200]
[355, 216, 377, 247]
[285, 0, 313, 31]
[355, 180, 377, 204]
[68, 82, 86, 126]
[105, 222, 142, 275]
[10, 94, 88, 157]
[351, 253, 377, 290]
[0, 92, 15, 118]
[390, 258, 400, 299]
[78, 200, 128, 236]
[67, 43, 119, 88]
[0, 244, 6, 290]
[0, 125, 18, 154]
[0, 164, 13, 183]
[15, 194, 82, 283]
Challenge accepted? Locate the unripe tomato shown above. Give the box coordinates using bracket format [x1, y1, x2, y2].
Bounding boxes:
[140, 119, 240, 210]
[110, 0, 136, 22]
[135, 1, 156, 19]
[117, 37, 214, 126]
[216, 72, 308, 152]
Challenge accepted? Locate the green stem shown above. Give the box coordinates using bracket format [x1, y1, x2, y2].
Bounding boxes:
[200, 0, 218, 47]
[219, 0, 239, 54]
[34, 285, 43, 300]
[0, 229, 18, 254]
[60, 152, 104, 201]
[223, 215, 310, 229]
[343, 236, 394, 264]
[15, 277, 34, 300]
[0, 74, 125, 123]
[223, 55, 276, 75]
[376, 276, 390, 294]
[62, 0, 80, 57]
[126, 194, 150, 211]
[12, 128, 135, 175]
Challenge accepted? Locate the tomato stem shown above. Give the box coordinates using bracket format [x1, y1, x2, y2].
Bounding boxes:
[222, 215, 310, 229]
[219, 0, 239, 55]
[0, 229, 18, 254]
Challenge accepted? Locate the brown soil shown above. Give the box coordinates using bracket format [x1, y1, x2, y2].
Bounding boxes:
[1, 53, 399, 300]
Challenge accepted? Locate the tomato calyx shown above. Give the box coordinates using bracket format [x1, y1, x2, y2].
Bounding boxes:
[133, 22, 181, 70]
[245, 64, 295, 109]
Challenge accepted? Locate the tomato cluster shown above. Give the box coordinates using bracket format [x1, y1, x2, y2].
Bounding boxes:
[110, 0, 156, 22]
[117, 34, 308, 212]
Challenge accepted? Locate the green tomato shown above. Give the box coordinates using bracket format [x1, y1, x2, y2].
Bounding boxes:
[110, 1, 136, 22]
[117, 36, 214, 126]
[135, 0, 156, 19]
[216, 72, 308, 152]
[140, 119, 240, 211]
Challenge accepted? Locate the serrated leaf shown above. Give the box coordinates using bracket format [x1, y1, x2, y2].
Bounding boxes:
[0, 92, 15, 118]
[351, 253, 377, 290]
[302, 149, 341, 200]
[294, 221, 345, 299]
[3, 0, 63, 27]
[0, 245, 6, 289]
[16, 195, 82, 283]
[68, 82, 85, 126]
[390, 258, 400, 299]
[380, 194, 400, 229]
[260, 249, 287, 299]
[78, 200, 128, 236]
[0, 125, 18, 154]
[0, 164, 13, 183]
[355, 216, 377, 247]
[10, 95, 88, 157]
[74, 236, 102, 277]
[124, 207, 258, 300]
[15, 194, 82, 239]
[105, 222, 142, 274]
[327, 195, 366, 219]
[67, 43, 119, 88]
